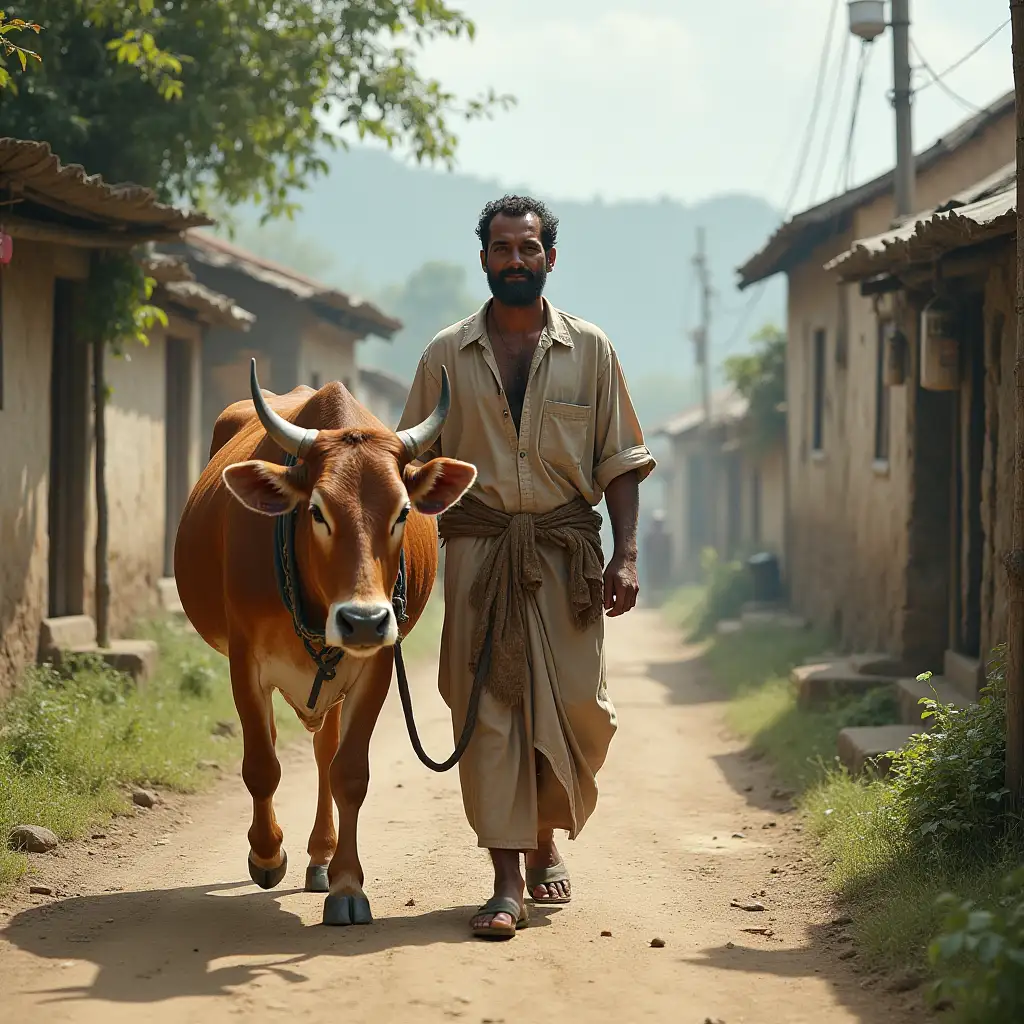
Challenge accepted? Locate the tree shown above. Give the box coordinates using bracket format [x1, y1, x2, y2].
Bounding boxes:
[1, 1, 512, 220]
[723, 324, 787, 455]
[0, 12, 41, 88]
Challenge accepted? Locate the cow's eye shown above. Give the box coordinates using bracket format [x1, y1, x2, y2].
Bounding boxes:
[309, 504, 329, 531]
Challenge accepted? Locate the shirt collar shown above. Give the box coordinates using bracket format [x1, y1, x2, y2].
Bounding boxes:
[458, 297, 574, 350]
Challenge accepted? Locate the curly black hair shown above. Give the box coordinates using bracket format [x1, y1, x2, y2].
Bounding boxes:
[475, 194, 559, 252]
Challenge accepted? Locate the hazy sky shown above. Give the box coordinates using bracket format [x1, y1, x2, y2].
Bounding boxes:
[405, 0, 1013, 211]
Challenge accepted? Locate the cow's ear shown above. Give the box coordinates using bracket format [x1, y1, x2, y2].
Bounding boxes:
[404, 457, 477, 516]
[223, 461, 305, 516]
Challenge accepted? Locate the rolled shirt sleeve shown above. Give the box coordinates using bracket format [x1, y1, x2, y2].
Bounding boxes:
[593, 341, 657, 493]
[397, 348, 443, 464]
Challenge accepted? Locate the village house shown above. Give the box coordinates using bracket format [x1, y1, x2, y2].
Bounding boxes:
[653, 387, 786, 584]
[736, 91, 1015, 682]
[0, 139, 251, 699]
[163, 232, 403, 446]
[818, 160, 1017, 768]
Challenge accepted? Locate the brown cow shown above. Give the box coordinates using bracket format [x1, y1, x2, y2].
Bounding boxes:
[174, 360, 476, 926]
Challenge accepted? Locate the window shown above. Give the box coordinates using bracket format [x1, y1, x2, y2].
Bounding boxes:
[811, 328, 826, 452]
[310, 372, 321, 390]
[874, 320, 891, 463]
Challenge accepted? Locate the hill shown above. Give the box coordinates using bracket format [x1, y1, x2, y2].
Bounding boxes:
[219, 145, 786, 432]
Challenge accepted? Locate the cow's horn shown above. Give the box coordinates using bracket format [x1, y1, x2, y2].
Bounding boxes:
[249, 358, 319, 459]
[397, 364, 450, 462]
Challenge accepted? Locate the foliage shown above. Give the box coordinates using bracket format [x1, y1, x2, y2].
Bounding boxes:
[1, 1, 512, 220]
[929, 867, 1024, 1023]
[0, 618, 241, 886]
[80, 250, 167, 357]
[881, 649, 1011, 861]
[687, 547, 753, 640]
[0, 11, 41, 89]
[723, 324, 786, 455]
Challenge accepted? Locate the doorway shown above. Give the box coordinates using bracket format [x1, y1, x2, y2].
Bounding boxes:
[164, 337, 193, 576]
[48, 279, 89, 617]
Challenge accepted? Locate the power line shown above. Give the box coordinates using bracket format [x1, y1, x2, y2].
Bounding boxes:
[910, 37, 983, 114]
[810, 29, 853, 205]
[719, 0, 844, 358]
[780, 0, 843, 218]
[915, 19, 1010, 93]
[837, 39, 875, 195]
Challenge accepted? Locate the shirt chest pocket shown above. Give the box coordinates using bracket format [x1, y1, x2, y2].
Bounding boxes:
[538, 401, 591, 470]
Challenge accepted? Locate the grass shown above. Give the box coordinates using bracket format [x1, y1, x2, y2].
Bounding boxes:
[686, 607, 1024, 982]
[1, 597, 445, 889]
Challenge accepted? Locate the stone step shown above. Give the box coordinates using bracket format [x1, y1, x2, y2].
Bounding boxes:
[157, 576, 184, 615]
[837, 724, 922, 776]
[792, 659, 901, 709]
[54, 639, 159, 685]
[897, 675, 974, 726]
[944, 650, 984, 700]
[39, 615, 97, 656]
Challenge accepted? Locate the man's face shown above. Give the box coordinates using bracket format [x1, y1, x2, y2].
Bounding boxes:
[481, 212, 555, 307]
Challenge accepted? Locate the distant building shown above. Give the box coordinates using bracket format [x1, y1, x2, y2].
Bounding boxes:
[653, 386, 786, 583]
[356, 365, 410, 429]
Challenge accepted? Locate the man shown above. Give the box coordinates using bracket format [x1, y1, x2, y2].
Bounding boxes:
[397, 195, 655, 940]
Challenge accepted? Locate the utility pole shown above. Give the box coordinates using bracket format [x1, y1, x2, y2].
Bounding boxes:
[891, 0, 915, 217]
[847, 1, 915, 218]
[692, 227, 712, 425]
[1006, 0, 1024, 809]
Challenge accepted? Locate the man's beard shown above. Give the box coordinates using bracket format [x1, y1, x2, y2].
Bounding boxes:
[487, 264, 547, 307]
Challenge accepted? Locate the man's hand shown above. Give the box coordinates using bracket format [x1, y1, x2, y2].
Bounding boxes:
[603, 551, 639, 617]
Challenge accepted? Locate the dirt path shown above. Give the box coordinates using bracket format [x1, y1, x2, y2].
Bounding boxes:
[1, 609, 922, 1023]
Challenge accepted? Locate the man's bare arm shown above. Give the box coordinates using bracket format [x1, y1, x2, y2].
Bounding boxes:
[603, 469, 640, 617]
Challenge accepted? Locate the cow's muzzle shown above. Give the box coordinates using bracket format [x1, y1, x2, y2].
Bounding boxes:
[327, 601, 397, 654]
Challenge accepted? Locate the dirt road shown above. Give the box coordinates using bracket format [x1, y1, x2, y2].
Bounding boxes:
[1, 609, 920, 1023]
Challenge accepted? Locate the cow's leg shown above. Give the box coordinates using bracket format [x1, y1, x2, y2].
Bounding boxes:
[322, 653, 392, 926]
[305, 701, 342, 893]
[230, 644, 288, 890]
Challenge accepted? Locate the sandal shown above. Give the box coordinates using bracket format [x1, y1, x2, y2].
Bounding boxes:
[526, 861, 572, 905]
[470, 895, 529, 940]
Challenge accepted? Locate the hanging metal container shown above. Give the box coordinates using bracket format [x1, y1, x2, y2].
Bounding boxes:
[884, 327, 908, 387]
[920, 297, 960, 391]
[848, 1, 887, 41]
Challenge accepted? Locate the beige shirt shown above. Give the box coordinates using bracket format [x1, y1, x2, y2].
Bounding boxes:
[398, 299, 656, 513]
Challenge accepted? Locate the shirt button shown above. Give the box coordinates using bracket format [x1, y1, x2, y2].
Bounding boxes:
[503, 410, 509, 418]
[519, 451, 526, 459]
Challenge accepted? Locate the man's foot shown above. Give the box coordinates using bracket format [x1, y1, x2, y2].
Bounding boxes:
[471, 850, 525, 937]
[525, 830, 571, 903]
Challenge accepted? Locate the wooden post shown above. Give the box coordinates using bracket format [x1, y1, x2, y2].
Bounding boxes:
[92, 337, 110, 650]
[1006, 0, 1024, 809]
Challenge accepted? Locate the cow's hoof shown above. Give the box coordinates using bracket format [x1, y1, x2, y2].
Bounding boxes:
[248, 850, 288, 890]
[322, 893, 373, 926]
[305, 865, 330, 893]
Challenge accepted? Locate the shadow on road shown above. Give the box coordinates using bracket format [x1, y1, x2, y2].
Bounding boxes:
[3, 879, 558, 1005]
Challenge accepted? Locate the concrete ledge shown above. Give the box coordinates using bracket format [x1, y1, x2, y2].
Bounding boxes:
[39, 615, 97, 657]
[792, 660, 900, 709]
[57, 640, 159, 685]
[837, 724, 921, 775]
[897, 675, 973, 726]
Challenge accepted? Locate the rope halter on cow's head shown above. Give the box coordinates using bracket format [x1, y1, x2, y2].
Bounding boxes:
[396, 365, 450, 464]
[250, 358, 320, 459]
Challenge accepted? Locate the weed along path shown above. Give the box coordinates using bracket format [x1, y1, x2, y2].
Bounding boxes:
[1, 609, 921, 1023]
